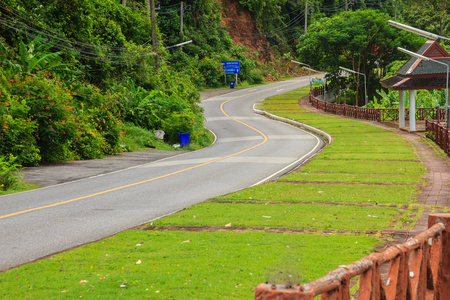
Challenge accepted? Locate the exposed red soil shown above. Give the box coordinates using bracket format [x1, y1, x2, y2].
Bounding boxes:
[219, 0, 273, 63]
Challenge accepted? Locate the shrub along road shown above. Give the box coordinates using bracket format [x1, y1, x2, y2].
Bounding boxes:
[0, 78, 323, 271]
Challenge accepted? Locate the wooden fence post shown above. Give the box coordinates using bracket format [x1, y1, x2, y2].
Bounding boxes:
[428, 214, 450, 299]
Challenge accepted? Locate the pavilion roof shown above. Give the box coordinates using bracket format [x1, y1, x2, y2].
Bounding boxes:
[380, 75, 448, 91]
[381, 41, 450, 90]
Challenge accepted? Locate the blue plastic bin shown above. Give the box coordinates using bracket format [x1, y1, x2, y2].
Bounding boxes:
[178, 133, 190, 148]
[230, 81, 235, 89]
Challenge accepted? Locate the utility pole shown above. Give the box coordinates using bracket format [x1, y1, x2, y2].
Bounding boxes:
[304, 2, 308, 34]
[122, 0, 126, 6]
[394, 0, 397, 18]
[180, 2, 184, 34]
[149, 0, 159, 72]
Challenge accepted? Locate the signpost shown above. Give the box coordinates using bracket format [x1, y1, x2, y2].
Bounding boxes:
[221, 61, 240, 87]
[224, 68, 240, 74]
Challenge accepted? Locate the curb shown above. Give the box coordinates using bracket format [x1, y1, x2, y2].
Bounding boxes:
[253, 106, 333, 146]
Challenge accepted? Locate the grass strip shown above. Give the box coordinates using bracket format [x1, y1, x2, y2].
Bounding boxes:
[216, 182, 419, 205]
[150, 202, 401, 231]
[300, 159, 425, 175]
[0, 231, 379, 300]
[279, 172, 424, 184]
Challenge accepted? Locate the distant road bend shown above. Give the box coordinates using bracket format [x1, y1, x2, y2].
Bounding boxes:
[0, 77, 325, 270]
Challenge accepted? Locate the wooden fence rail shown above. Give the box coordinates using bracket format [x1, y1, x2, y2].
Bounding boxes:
[255, 214, 450, 300]
[426, 120, 450, 156]
[309, 88, 446, 123]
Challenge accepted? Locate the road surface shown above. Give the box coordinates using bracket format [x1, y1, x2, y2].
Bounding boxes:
[0, 77, 325, 270]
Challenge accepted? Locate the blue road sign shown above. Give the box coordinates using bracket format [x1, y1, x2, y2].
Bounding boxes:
[222, 61, 240, 68]
[224, 68, 240, 74]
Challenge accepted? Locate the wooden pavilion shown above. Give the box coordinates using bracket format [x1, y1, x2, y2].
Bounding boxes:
[380, 41, 450, 131]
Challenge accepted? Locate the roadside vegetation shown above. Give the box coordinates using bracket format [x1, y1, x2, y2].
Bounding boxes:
[0, 86, 426, 299]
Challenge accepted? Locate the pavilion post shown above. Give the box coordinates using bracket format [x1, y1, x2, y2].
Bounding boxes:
[409, 90, 416, 131]
[399, 90, 405, 128]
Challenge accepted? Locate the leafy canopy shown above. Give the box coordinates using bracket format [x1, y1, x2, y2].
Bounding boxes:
[297, 9, 423, 103]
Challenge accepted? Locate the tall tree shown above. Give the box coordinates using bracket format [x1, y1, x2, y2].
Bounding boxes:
[296, 9, 423, 104]
[401, 0, 450, 36]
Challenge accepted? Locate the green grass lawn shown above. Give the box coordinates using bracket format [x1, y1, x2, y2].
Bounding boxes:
[150, 202, 400, 231]
[1, 231, 378, 299]
[0, 85, 425, 299]
[215, 182, 419, 205]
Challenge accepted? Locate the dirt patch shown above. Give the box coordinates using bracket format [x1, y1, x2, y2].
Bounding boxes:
[144, 225, 417, 236]
[219, 0, 274, 64]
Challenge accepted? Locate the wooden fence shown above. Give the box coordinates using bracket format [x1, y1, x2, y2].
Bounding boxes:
[309, 88, 445, 123]
[255, 214, 450, 299]
[426, 120, 450, 156]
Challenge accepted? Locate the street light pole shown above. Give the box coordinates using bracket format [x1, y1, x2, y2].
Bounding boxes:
[397, 47, 449, 126]
[291, 60, 312, 89]
[339, 66, 368, 107]
[388, 20, 450, 42]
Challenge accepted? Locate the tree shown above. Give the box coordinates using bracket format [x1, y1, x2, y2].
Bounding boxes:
[400, 0, 449, 36]
[296, 9, 423, 105]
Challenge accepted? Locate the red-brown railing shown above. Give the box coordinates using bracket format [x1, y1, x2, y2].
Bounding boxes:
[255, 214, 450, 300]
[309, 88, 445, 123]
[309, 88, 449, 156]
[426, 119, 450, 156]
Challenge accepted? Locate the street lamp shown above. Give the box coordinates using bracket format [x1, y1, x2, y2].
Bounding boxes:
[388, 20, 450, 42]
[165, 40, 193, 49]
[397, 47, 449, 126]
[291, 61, 326, 100]
[291, 60, 313, 89]
[339, 66, 368, 107]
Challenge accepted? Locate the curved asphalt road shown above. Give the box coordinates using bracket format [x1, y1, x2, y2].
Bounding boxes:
[0, 77, 324, 271]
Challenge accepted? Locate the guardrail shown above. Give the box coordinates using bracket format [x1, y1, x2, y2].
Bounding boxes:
[255, 214, 450, 299]
[426, 119, 450, 155]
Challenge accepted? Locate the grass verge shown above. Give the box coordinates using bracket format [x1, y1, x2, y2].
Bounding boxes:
[1, 231, 378, 299]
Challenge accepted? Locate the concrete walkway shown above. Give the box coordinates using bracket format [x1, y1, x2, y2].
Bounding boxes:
[299, 99, 450, 233]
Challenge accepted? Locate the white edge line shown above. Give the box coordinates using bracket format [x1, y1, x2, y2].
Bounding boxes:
[251, 127, 321, 186]
[250, 104, 332, 186]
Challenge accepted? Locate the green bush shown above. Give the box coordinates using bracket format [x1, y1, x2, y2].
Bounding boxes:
[0, 155, 22, 191]
[6, 73, 80, 162]
[247, 69, 263, 84]
[0, 81, 41, 165]
[197, 57, 224, 87]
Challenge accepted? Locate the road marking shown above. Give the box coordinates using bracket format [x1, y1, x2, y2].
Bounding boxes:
[0, 80, 307, 220]
[140, 157, 221, 167]
[206, 116, 262, 122]
[267, 135, 317, 140]
[144, 156, 297, 167]
[216, 136, 263, 143]
[220, 156, 297, 164]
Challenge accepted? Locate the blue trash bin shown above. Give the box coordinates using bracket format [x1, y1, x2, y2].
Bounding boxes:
[178, 133, 190, 148]
[230, 81, 235, 89]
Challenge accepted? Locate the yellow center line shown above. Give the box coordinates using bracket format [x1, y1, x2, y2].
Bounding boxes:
[0, 80, 305, 219]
